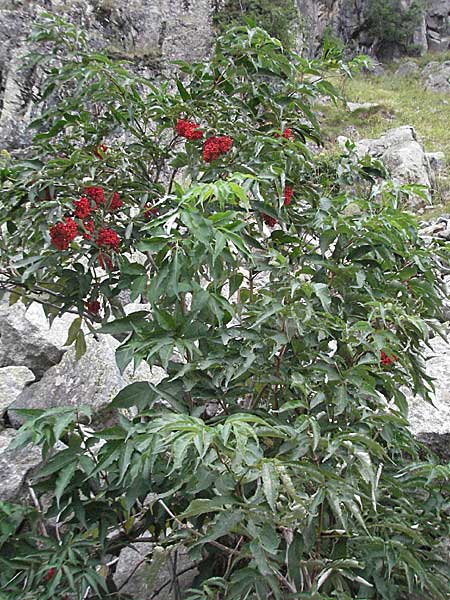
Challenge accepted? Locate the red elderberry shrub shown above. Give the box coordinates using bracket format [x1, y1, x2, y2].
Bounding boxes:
[93, 144, 108, 158]
[44, 567, 57, 582]
[144, 203, 160, 220]
[98, 252, 113, 271]
[85, 299, 101, 314]
[81, 219, 95, 240]
[175, 119, 203, 140]
[284, 185, 293, 207]
[381, 351, 398, 366]
[73, 196, 91, 219]
[109, 192, 123, 211]
[49, 218, 78, 251]
[84, 186, 105, 208]
[203, 135, 233, 162]
[96, 227, 120, 252]
[262, 213, 278, 228]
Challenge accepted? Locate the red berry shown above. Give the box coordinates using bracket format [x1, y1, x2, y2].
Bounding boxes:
[44, 567, 57, 582]
[109, 192, 123, 211]
[144, 203, 160, 220]
[380, 351, 398, 366]
[85, 299, 101, 314]
[93, 144, 107, 158]
[262, 213, 278, 228]
[84, 186, 105, 208]
[284, 186, 293, 207]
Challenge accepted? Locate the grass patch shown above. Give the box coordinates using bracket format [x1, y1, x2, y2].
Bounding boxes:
[320, 69, 450, 161]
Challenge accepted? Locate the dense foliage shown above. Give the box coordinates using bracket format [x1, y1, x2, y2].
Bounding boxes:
[0, 13, 449, 600]
[364, 0, 425, 58]
[212, 0, 300, 51]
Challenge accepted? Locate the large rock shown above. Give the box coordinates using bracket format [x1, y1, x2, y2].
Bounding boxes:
[114, 542, 197, 600]
[0, 301, 71, 379]
[0, 366, 34, 418]
[394, 60, 419, 78]
[355, 126, 434, 204]
[408, 336, 450, 460]
[0, 428, 42, 501]
[424, 61, 450, 93]
[7, 331, 165, 428]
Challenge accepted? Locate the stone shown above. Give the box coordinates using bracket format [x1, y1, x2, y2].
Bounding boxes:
[408, 336, 450, 460]
[7, 332, 166, 428]
[394, 60, 419, 78]
[425, 151, 446, 174]
[0, 366, 34, 418]
[114, 542, 197, 599]
[346, 101, 382, 113]
[355, 126, 433, 204]
[424, 61, 450, 92]
[0, 301, 69, 379]
[421, 60, 440, 78]
[0, 428, 42, 501]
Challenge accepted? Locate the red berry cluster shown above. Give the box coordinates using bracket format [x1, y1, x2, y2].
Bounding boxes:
[175, 119, 203, 140]
[85, 299, 101, 314]
[49, 218, 78, 251]
[381, 351, 398, 366]
[49, 186, 123, 254]
[282, 128, 294, 140]
[262, 213, 278, 228]
[284, 186, 293, 207]
[174, 119, 232, 162]
[203, 136, 233, 162]
[96, 227, 120, 251]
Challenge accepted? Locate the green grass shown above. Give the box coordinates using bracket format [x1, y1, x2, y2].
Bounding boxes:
[320, 67, 450, 161]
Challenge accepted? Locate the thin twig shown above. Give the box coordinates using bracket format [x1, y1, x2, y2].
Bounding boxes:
[28, 485, 48, 537]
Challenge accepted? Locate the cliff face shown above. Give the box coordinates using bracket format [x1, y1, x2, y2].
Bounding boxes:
[297, 0, 449, 57]
[0, 0, 212, 150]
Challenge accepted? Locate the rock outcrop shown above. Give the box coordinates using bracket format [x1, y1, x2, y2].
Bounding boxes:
[297, 0, 449, 57]
[0, 301, 69, 379]
[0, 428, 42, 501]
[338, 126, 437, 205]
[0, 0, 213, 150]
[6, 310, 165, 428]
[408, 336, 450, 461]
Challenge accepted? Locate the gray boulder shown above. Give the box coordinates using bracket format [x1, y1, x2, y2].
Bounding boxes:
[114, 542, 197, 600]
[424, 61, 450, 92]
[355, 126, 434, 204]
[395, 61, 419, 78]
[408, 336, 450, 459]
[0, 301, 69, 379]
[0, 428, 42, 501]
[425, 151, 446, 174]
[7, 332, 165, 428]
[0, 365, 34, 418]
